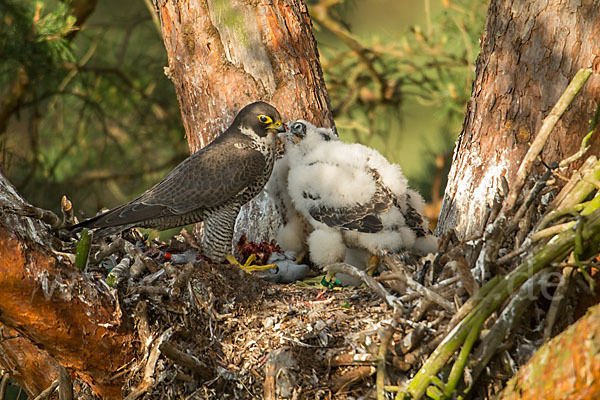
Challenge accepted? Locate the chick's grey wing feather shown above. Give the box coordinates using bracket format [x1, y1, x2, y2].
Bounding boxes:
[86, 139, 266, 227]
[307, 182, 393, 233]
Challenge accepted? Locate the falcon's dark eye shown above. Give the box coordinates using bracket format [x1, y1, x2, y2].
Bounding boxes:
[258, 115, 272, 124]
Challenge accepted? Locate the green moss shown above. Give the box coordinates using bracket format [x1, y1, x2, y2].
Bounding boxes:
[211, 0, 249, 47]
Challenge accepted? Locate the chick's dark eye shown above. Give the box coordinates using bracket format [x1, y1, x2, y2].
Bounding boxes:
[292, 123, 305, 133]
[259, 115, 268, 123]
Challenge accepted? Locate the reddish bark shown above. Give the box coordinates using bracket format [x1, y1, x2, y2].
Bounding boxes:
[0, 175, 135, 399]
[156, 0, 333, 152]
[437, 0, 600, 238]
[0, 326, 59, 396]
[498, 303, 600, 400]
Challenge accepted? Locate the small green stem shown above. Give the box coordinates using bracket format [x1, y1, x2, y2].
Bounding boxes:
[444, 314, 485, 397]
[74, 228, 92, 271]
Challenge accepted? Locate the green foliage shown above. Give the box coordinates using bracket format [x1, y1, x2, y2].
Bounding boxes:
[309, 0, 488, 199]
[0, 0, 187, 218]
[0, 0, 76, 86]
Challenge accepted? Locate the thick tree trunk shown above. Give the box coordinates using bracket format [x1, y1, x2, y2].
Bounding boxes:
[0, 173, 135, 399]
[437, 0, 600, 238]
[154, 0, 333, 246]
[498, 303, 600, 399]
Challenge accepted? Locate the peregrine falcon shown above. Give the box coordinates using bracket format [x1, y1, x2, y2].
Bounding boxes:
[282, 120, 438, 269]
[71, 101, 285, 262]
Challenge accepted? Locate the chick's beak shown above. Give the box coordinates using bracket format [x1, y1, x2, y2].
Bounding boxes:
[277, 122, 292, 139]
[268, 120, 286, 133]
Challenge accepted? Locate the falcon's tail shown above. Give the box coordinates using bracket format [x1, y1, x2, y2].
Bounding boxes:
[67, 205, 134, 238]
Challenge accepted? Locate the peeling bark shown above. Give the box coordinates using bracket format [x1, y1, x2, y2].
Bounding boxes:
[154, 0, 333, 245]
[498, 303, 600, 400]
[0, 173, 135, 399]
[437, 0, 600, 238]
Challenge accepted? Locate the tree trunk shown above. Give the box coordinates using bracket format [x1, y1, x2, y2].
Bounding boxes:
[1, 2, 334, 397]
[0, 173, 135, 399]
[497, 303, 600, 399]
[154, 0, 334, 246]
[436, 0, 600, 238]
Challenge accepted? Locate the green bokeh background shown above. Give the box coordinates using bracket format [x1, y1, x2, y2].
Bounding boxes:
[0, 0, 487, 222]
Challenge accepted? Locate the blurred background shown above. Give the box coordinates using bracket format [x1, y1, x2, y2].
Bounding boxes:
[0, 0, 488, 226]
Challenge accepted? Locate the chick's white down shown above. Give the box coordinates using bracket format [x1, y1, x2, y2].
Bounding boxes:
[271, 120, 437, 269]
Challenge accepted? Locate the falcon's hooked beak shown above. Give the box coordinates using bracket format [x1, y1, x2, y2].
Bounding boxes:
[268, 120, 286, 134]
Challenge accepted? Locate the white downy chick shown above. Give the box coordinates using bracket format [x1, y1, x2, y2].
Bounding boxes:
[285, 120, 438, 269]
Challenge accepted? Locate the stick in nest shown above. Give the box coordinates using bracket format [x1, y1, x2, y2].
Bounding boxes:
[382, 255, 456, 313]
[324, 262, 402, 313]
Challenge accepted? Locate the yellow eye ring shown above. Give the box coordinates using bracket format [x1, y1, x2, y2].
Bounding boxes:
[258, 115, 272, 124]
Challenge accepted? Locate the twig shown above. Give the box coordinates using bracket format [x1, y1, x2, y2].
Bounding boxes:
[445, 275, 501, 334]
[497, 245, 528, 265]
[324, 263, 402, 312]
[172, 263, 195, 291]
[74, 228, 92, 271]
[58, 365, 73, 400]
[124, 328, 173, 400]
[505, 168, 554, 235]
[264, 348, 297, 400]
[531, 221, 576, 242]
[543, 267, 574, 340]
[0, 373, 9, 400]
[106, 256, 130, 287]
[559, 129, 594, 168]
[91, 237, 139, 264]
[384, 276, 460, 303]
[449, 258, 479, 296]
[31, 380, 59, 400]
[382, 255, 456, 313]
[135, 301, 152, 346]
[61, 195, 75, 226]
[544, 156, 598, 215]
[501, 68, 592, 216]
[133, 285, 170, 297]
[330, 353, 377, 367]
[377, 322, 395, 400]
[160, 341, 212, 380]
[2, 204, 61, 230]
[443, 311, 485, 397]
[330, 366, 376, 393]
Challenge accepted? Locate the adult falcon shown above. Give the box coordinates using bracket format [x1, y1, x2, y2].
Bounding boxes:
[72, 101, 285, 262]
[283, 120, 437, 269]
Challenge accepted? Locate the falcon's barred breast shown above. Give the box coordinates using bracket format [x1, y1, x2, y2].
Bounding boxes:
[281, 120, 438, 268]
[71, 101, 285, 262]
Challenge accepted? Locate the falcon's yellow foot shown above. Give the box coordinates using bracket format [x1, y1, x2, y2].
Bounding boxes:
[226, 254, 277, 273]
[294, 251, 306, 264]
[366, 254, 380, 276]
